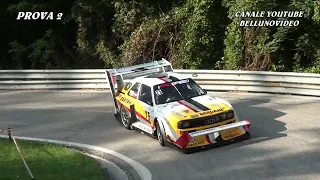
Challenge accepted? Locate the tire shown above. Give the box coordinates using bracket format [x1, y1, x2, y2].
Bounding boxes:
[114, 113, 121, 121]
[120, 106, 132, 130]
[245, 131, 251, 139]
[156, 121, 166, 146]
[182, 149, 193, 154]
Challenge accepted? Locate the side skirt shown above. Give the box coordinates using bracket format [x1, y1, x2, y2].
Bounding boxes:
[131, 122, 157, 140]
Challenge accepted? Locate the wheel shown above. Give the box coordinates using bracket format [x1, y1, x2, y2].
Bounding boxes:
[245, 131, 251, 139]
[156, 121, 166, 146]
[182, 149, 192, 154]
[120, 106, 132, 130]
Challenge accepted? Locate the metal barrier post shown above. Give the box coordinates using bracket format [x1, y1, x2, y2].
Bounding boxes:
[9, 130, 35, 179]
[8, 128, 12, 141]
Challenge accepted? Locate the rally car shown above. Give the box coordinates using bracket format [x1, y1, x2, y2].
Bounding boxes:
[106, 59, 251, 152]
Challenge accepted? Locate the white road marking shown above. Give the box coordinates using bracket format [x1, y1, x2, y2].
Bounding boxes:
[0, 135, 152, 180]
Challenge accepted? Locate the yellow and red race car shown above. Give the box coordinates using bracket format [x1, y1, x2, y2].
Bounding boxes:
[106, 59, 251, 152]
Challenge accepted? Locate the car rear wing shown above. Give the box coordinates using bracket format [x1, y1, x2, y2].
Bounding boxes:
[105, 58, 173, 113]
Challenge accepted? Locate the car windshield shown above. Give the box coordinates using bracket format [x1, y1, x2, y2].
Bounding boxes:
[153, 78, 206, 105]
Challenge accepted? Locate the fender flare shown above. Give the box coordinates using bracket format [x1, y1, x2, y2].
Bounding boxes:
[215, 97, 233, 109]
[215, 97, 241, 120]
[155, 116, 166, 136]
[215, 97, 247, 133]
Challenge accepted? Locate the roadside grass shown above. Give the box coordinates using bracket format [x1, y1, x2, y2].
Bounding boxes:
[0, 138, 104, 180]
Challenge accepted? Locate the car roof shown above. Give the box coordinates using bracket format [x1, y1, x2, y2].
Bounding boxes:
[133, 72, 188, 87]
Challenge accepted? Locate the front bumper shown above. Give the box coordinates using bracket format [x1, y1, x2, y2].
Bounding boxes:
[182, 131, 251, 154]
[174, 120, 251, 150]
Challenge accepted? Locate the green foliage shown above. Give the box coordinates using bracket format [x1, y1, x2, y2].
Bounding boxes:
[0, 0, 320, 73]
[220, 0, 280, 70]
[118, 0, 228, 69]
[290, 0, 320, 73]
[8, 41, 28, 69]
[118, 6, 187, 67]
[178, 0, 228, 69]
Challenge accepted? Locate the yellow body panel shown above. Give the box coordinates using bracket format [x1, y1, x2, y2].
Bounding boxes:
[186, 135, 209, 148]
[220, 127, 244, 140]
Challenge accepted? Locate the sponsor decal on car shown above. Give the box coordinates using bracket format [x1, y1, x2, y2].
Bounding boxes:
[190, 114, 200, 118]
[120, 96, 132, 104]
[183, 109, 190, 113]
[221, 128, 242, 140]
[199, 108, 224, 116]
[172, 111, 185, 117]
[188, 139, 205, 146]
[128, 90, 138, 98]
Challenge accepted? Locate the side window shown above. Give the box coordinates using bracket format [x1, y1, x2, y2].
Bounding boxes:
[128, 82, 141, 98]
[138, 84, 153, 106]
[124, 82, 133, 91]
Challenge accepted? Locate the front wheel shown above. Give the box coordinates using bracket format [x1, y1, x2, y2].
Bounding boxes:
[120, 106, 132, 130]
[156, 121, 166, 146]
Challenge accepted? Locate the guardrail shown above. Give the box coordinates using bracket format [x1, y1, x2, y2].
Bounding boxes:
[0, 69, 319, 97]
[0, 69, 108, 89]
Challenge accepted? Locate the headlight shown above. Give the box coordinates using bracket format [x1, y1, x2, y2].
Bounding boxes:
[178, 121, 190, 129]
[226, 110, 234, 119]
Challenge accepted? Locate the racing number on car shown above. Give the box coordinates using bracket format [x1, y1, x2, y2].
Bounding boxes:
[145, 111, 151, 120]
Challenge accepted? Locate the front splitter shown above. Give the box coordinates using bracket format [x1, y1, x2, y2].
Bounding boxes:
[180, 132, 251, 154]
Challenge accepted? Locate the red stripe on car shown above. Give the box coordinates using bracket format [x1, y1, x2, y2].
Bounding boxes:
[159, 83, 172, 88]
[205, 135, 212, 144]
[136, 111, 151, 124]
[158, 77, 168, 82]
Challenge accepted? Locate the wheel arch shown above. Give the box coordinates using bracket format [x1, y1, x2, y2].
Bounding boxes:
[154, 117, 166, 136]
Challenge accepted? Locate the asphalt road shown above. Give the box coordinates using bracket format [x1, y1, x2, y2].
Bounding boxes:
[1, 90, 320, 180]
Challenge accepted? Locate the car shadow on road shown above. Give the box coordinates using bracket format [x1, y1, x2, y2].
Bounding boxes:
[138, 96, 320, 180]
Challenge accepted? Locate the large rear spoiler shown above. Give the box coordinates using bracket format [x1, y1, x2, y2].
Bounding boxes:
[105, 58, 173, 113]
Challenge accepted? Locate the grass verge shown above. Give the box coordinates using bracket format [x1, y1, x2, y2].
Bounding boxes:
[0, 138, 104, 180]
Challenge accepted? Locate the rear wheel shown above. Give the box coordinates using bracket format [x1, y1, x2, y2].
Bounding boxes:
[120, 106, 132, 130]
[156, 121, 165, 146]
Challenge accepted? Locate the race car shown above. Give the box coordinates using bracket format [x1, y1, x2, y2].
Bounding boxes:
[106, 59, 251, 152]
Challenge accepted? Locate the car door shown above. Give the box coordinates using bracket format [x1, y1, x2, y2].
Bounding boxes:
[137, 84, 154, 126]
